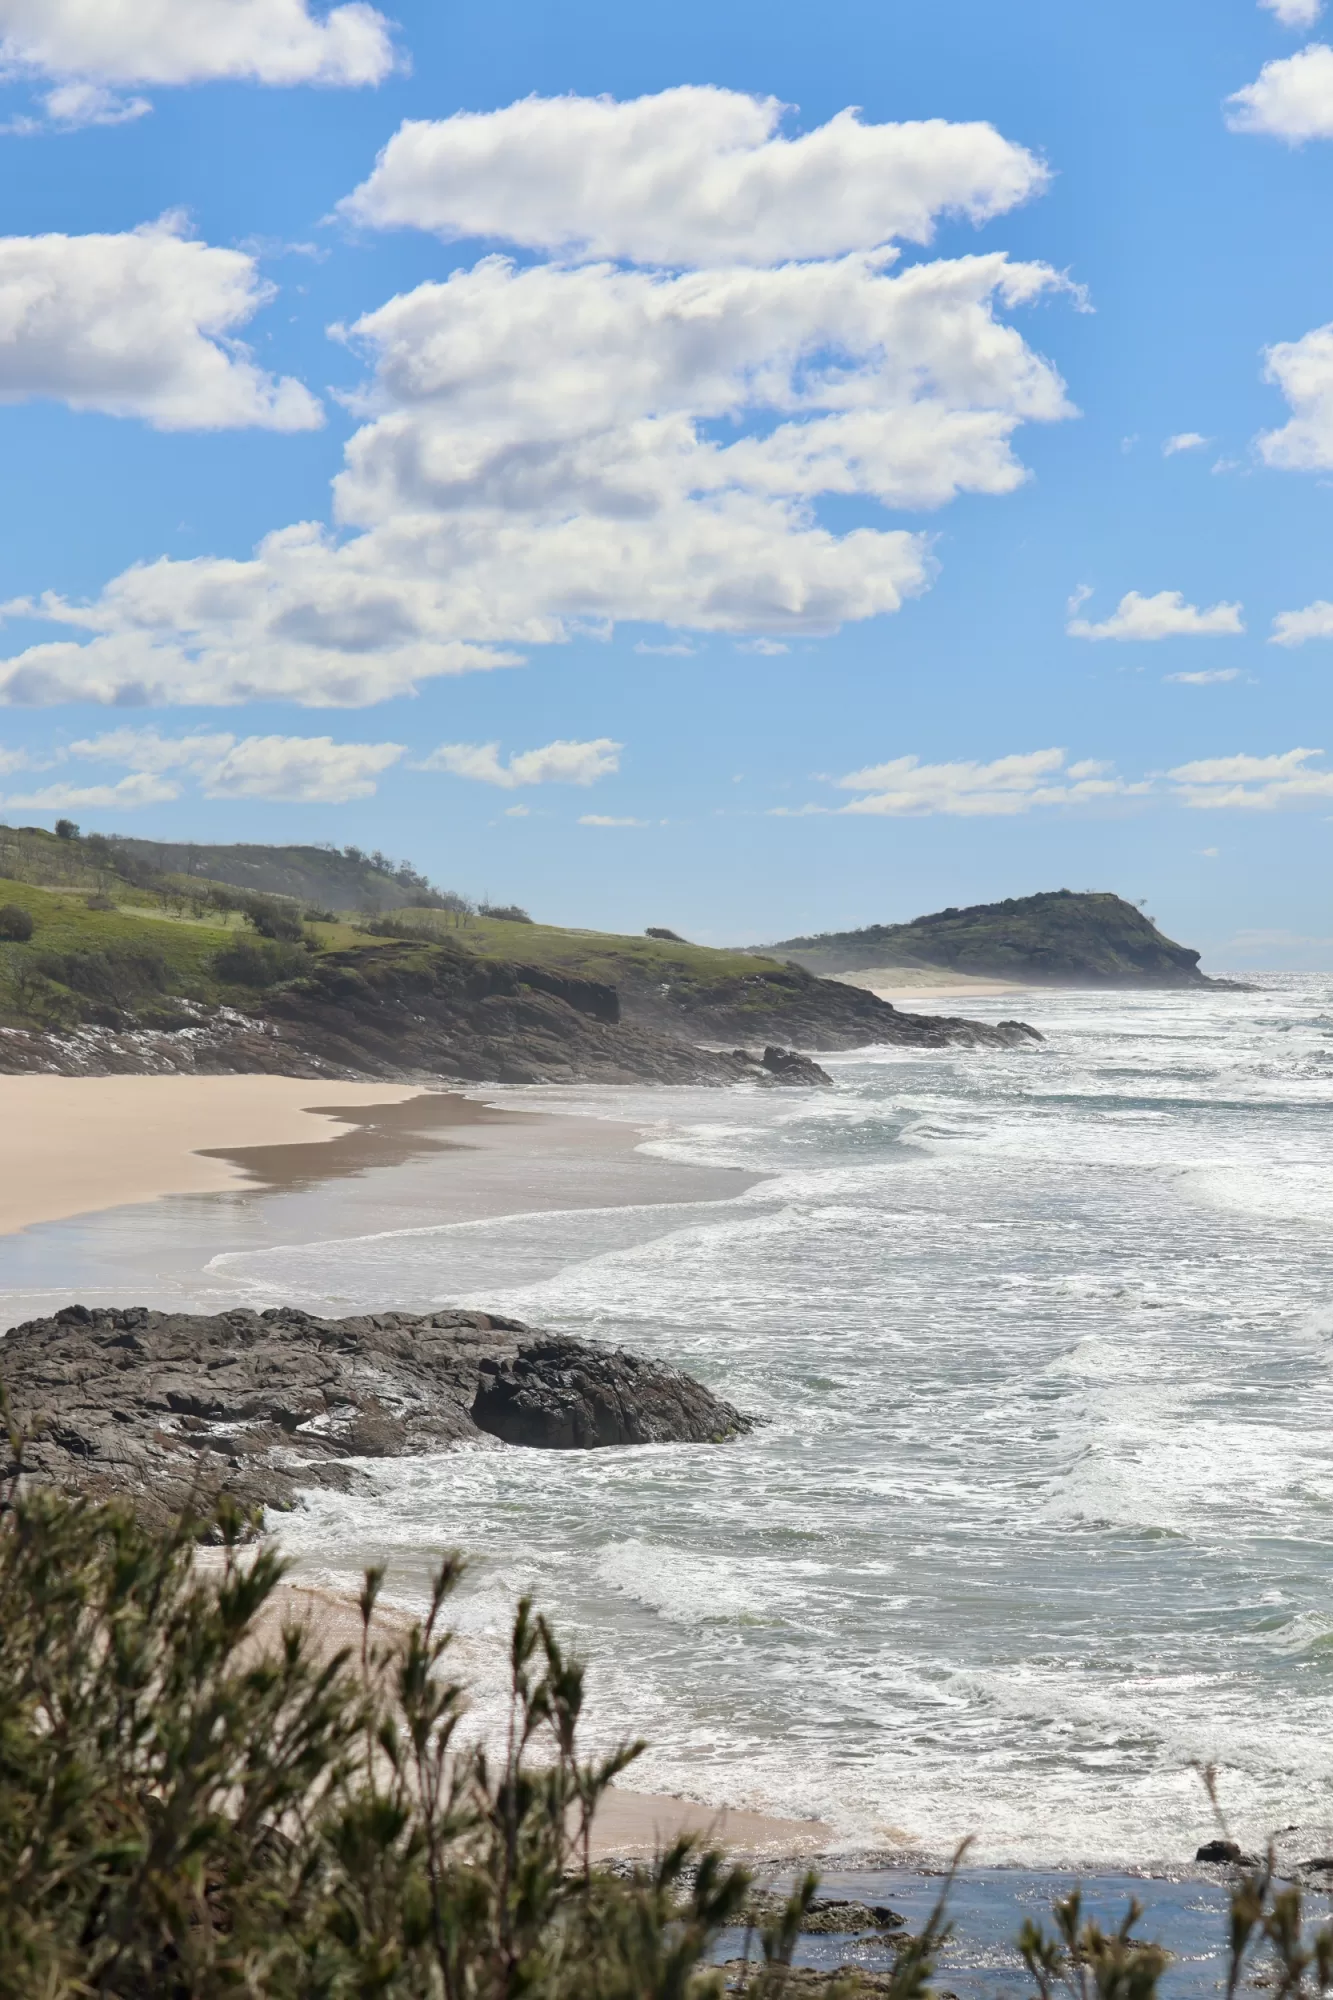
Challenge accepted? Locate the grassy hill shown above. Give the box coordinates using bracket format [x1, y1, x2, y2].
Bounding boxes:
[768, 889, 1215, 986]
[0, 822, 454, 914]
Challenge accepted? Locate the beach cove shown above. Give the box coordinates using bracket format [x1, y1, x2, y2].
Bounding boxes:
[4, 975, 1333, 1884]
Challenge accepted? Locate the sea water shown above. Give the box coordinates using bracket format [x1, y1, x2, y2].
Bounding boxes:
[9, 974, 1333, 1870]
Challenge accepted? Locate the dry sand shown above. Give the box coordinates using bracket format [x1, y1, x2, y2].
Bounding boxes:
[832, 966, 1028, 1005]
[0, 1076, 760, 1238]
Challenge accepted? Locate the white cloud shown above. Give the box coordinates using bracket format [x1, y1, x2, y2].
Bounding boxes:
[0, 218, 321, 430]
[1271, 597, 1333, 643]
[340, 87, 1048, 266]
[1166, 668, 1243, 684]
[0, 93, 1073, 706]
[1, 772, 179, 810]
[0, 0, 395, 124]
[1168, 746, 1333, 808]
[1227, 43, 1333, 140]
[38, 81, 150, 128]
[634, 640, 697, 656]
[1067, 589, 1245, 640]
[578, 814, 647, 826]
[1256, 322, 1333, 467]
[822, 747, 1135, 817]
[736, 638, 790, 655]
[1260, 0, 1323, 24]
[1163, 431, 1209, 455]
[417, 737, 621, 788]
[70, 726, 403, 801]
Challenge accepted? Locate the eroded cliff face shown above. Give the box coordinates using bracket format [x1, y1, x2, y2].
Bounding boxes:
[0, 937, 1039, 1083]
[1, 1303, 754, 1528]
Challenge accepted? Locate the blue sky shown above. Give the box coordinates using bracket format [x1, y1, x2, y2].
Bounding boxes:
[0, 0, 1331, 965]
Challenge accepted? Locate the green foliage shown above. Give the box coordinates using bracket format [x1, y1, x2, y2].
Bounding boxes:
[0, 903, 33, 941]
[0, 1472, 773, 2000]
[213, 937, 309, 989]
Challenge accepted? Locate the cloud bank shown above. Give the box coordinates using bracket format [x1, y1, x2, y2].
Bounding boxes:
[0, 88, 1073, 707]
[813, 748, 1132, 817]
[0, 0, 396, 126]
[341, 86, 1048, 266]
[1169, 747, 1333, 807]
[0, 219, 321, 430]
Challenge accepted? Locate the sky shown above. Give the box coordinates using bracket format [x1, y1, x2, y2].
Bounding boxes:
[0, 2, 1331, 964]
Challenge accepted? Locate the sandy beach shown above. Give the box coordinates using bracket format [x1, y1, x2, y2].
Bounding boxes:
[831, 966, 1029, 1005]
[251, 1580, 831, 1862]
[0, 1075, 760, 1238]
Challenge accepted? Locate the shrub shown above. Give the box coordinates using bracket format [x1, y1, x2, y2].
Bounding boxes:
[213, 938, 306, 988]
[0, 1475, 764, 2000]
[479, 902, 532, 923]
[54, 818, 79, 841]
[247, 895, 305, 943]
[35, 947, 169, 1006]
[646, 927, 686, 942]
[0, 905, 33, 942]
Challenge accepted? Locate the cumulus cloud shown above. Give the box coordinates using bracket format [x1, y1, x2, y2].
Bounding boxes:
[1256, 322, 1333, 467]
[69, 726, 403, 801]
[1261, 0, 1323, 23]
[0, 219, 321, 430]
[1169, 746, 1333, 808]
[818, 748, 1134, 817]
[417, 737, 621, 787]
[0, 0, 395, 128]
[340, 87, 1048, 266]
[1163, 431, 1209, 455]
[1166, 668, 1243, 684]
[0, 92, 1073, 706]
[1227, 43, 1333, 140]
[1066, 589, 1245, 640]
[1271, 598, 1333, 643]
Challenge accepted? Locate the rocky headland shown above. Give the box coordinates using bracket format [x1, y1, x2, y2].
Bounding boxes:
[0, 1303, 753, 1527]
[769, 887, 1236, 988]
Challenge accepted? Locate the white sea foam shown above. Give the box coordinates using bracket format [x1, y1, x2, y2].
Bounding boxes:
[67, 972, 1333, 1864]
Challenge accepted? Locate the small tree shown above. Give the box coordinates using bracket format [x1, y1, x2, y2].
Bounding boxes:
[54, 818, 79, 841]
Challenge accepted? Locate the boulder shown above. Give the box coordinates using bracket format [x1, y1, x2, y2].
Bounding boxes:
[0, 1304, 752, 1528]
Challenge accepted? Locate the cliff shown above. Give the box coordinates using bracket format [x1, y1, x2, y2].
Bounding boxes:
[768, 889, 1222, 987]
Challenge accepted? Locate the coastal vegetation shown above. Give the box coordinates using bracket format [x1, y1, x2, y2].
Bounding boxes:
[769, 890, 1215, 986]
[0, 1467, 1327, 1999]
[0, 824, 1037, 1071]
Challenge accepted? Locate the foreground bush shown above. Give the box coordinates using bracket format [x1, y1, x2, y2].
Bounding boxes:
[0, 1470, 838, 1999]
[2, 1461, 1330, 2000]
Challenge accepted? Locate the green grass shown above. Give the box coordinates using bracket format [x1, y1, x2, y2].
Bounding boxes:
[375, 909, 786, 986]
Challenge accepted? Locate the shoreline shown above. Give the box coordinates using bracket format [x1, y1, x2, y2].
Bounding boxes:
[0, 1075, 763, 1240]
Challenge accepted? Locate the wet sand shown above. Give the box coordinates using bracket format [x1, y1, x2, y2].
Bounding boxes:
[0, 1077, 761, 1238]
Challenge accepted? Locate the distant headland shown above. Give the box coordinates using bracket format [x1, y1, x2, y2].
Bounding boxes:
[765, 889, 1234, 988]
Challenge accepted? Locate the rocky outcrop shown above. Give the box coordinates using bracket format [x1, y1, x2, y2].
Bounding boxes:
[1, 1304, 752, 1527]
[768, 889, 1226, 988]
[0, 940, 1038, 1084]
[731, 1046, 834, 1086]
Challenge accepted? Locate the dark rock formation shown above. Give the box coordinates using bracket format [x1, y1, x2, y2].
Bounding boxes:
[1195, 1840, 1256, 1866]
[726, 1046, 834, 1086]
[1, 1304, 752, 1527]
[0, 937, 1038, 1083]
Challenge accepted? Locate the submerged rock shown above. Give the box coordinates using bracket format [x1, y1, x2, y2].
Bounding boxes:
[0, 1304, 752, 1527]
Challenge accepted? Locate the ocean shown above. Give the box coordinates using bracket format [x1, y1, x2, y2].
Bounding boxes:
[5, 973, 1333, 1875]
